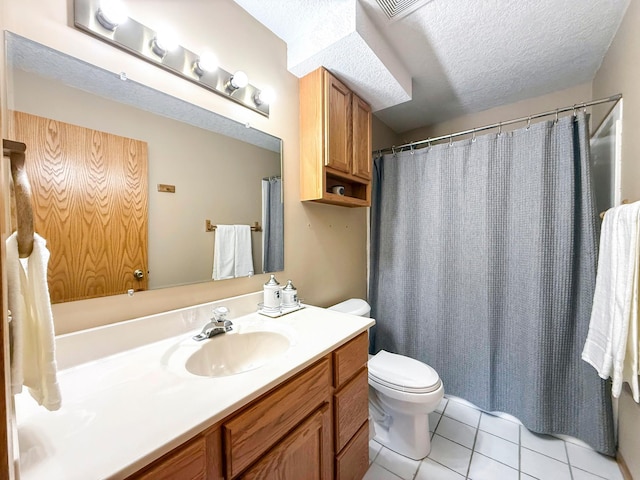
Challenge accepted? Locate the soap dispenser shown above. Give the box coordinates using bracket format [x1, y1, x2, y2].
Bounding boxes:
[282, 280, 298, 308]
[263, 274, 281, 309]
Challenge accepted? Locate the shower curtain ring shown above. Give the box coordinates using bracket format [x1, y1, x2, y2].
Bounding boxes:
[410, 144, 415, 155]
[498, 122, 502, 136]
[526, 116, 531, 130]
[449, 135, 453, 147]
[554, 109, 559, 124]
[572, 104, 578, 117]
[472, 129, 476, 142]
[427, 138, 432, 148]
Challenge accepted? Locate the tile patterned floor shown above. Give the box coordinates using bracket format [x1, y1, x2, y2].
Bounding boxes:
[364, 396, 624, 480]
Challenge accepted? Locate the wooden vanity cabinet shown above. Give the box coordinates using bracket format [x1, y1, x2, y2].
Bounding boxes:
[126, 333, 370, 480]
[300, 67, 373, 207]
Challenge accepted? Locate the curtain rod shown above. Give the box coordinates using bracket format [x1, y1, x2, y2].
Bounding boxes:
[376, 94, 622, 155]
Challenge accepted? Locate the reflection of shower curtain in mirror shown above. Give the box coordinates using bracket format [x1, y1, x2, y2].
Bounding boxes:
[262, 177, 284, 272]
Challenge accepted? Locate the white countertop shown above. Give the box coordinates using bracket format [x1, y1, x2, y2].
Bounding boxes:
[15, 295, 374, 480]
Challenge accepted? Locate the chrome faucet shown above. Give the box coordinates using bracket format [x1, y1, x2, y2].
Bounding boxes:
[192, 306, 232, 341]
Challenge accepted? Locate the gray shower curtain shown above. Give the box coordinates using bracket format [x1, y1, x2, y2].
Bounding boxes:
[262, 177, 284, 273]
[369, 113, 615, 455]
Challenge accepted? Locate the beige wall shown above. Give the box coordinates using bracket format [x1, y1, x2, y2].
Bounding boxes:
[1, 0, 368, 333]
[402, 82, 593, 144]
[10, 70, 280, 294]
[593, 0, 640, 475]
[372, 115, 401, 151]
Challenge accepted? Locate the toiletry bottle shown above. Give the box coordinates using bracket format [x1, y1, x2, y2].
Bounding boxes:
[282, 280, 298, 307]
[263, 274, 281, 309]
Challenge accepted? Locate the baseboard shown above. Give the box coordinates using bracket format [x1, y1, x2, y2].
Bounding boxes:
[618, 451, 634, 480]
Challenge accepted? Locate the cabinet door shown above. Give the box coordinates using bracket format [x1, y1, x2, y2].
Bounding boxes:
[240, 404, 332, 480]
[351, 95, 372, 181]
[325, 71, 352, 174]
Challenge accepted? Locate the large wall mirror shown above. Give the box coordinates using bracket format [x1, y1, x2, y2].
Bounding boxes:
[5, 33, 284, 303]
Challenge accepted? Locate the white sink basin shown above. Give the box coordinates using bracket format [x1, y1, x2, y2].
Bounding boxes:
[185, 331, 291, 377]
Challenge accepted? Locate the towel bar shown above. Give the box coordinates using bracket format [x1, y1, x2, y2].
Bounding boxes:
[205, 220, 262, 232]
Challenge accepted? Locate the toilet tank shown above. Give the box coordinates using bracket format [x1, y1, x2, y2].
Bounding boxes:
[328, 298, 371, 317]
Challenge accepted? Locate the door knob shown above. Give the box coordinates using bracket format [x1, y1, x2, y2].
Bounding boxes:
[133, 269, 145, 280]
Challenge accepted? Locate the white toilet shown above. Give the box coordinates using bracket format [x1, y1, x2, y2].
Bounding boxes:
[329, 298, 444, 460]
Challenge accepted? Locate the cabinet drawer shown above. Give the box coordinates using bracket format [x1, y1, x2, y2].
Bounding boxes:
[224, 357, 331, 478]
[132, 436, 207, 480]
[336, 421, 369, 480]
[333, 332, 368, 388]
[334, 367, 369, 452]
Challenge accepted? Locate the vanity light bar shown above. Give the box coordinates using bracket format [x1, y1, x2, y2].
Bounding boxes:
[73, 0, 270, 117]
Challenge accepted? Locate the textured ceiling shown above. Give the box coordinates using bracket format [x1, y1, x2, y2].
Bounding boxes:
[233, 0, 629, 134]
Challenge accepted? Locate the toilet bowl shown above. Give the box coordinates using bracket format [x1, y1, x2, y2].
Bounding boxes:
[329, 299, 444, 460]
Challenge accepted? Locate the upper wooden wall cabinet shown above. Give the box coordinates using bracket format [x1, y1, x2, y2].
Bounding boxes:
[300, 67, 372, 207]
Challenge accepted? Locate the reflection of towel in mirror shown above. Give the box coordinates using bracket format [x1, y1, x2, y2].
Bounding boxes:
[212, 225, 236, 280]
[234, 225, 254, 278]
[6, 232, 62, 410]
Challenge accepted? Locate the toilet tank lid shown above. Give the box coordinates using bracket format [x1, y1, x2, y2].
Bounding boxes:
[328, 298, 371, 316]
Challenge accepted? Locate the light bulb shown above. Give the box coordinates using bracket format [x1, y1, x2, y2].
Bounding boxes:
[229, 70, 249, 90]
[96, 0, 128, 30]
[151, 28, 179, 57]
[193, 51, 217, 76]
[254, 87, 275, 106]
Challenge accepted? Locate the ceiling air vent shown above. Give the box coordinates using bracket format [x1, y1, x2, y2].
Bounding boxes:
[374, 0, 431, 20]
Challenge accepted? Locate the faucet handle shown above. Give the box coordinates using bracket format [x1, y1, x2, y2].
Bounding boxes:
[212, 306, 230, 321]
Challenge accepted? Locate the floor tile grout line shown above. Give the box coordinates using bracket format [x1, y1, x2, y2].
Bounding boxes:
[463, 408, 483, 479]
[477, 424, 520, 446]
[472, 450, 521, 474]
[374, 460, 404, 480]
[518, 422, 522, 476]
[520, 445, 572, 465]
[426, 456, 470, 479]
[565, 440, 575, 480]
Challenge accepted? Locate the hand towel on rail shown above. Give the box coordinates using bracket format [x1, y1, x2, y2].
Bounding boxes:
[582, 201, 640, 401]
[233, 225, 254, 278]
[212, 225, 235, 280]
[6, 232, 61, 410]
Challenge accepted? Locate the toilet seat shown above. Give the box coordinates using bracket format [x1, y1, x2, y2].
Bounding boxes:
[368, 350, 441, 394]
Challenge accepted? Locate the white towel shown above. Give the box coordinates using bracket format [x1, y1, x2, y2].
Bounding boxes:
[6, 232, 61, 410]
[234, 225, 254, 278]
[212, 225, 235, 280]
[582, 201, 640, 401]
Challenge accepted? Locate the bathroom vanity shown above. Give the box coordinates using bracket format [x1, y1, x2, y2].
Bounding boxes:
[14, 293, 373, 480]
